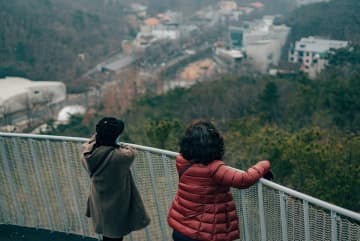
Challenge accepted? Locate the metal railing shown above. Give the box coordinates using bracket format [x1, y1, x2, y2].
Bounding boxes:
[0, 132, 359, 241]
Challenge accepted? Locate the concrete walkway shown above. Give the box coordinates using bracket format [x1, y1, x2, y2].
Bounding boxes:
[0, 225, 98, 241]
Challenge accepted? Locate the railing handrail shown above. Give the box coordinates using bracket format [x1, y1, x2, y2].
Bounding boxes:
[0, 132, 178, 156]
[0, 132, 359, 222]
[260, 178, 360, 221]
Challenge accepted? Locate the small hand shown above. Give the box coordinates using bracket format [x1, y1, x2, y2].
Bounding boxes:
[89, 133, 96, 143]
[263, 170, 274, 180]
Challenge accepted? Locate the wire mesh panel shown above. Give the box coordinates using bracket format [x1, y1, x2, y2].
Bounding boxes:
[286, 196, 306, 241]
[263, 185, 282, 241]
[0, 133, 360, 241]
[309, 205, 331, 240]
[0, 138, 21, 225]
[124, 149, 178, 241]
[236, 184, 261, 241]
[337, 214, 360, 241]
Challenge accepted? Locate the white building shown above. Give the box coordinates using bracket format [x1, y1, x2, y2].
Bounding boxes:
[0, 77, 66, 128]
[242, 16, 289, 45]
[288, 37, 349, 78]
[242, 16, 290, 72]
[296, 0, 330, 7]
[151, 24, 180, 40]
[214, 48, 244, 67]
[138, 15, 197, 42]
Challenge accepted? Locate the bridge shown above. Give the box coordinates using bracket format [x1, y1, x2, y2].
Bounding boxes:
[0, 132, 359, 240]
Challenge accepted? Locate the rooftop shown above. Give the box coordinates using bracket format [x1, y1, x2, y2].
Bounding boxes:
[101, 54, 136, 72]
[294, 37, 349, 53]
[144, 17, 160, 26]
[0, 77, 65, 105]
[216, 48, 244, 58]
[296, 0, 330, 6]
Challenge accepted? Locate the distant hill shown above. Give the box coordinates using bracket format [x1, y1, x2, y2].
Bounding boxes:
[285, 0, 360, 43]
[0, 0, 130, 91]
[0, 0, 232, 92]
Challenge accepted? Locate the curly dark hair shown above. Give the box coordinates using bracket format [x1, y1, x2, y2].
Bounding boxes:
[180, 119, 224, 165]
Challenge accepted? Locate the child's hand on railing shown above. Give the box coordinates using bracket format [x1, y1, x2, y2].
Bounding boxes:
[263, 170, 274, 180]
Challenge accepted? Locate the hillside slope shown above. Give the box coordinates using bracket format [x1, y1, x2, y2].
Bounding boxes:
[285, 0, 360, 43]
[0, 0, 128, 91]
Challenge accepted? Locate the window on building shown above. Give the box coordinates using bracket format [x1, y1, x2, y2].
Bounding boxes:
[33, 90, 40, 94]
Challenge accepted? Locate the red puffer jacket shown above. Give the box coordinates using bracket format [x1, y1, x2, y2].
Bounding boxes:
[168, 155, 270, 241]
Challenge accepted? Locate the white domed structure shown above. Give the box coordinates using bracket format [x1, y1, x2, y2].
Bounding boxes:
[57, 105, 86, 123]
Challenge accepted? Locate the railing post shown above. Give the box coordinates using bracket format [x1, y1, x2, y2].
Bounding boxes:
[303, 200, 310, 241]
[146, 151, 168, 241]
[240, 190, 250, 241]
[257, 182, 267, 241]
[279, 191, 288, 241]
[331, 210, 338, 241]
[0, 138, 22, 224]
[29, 139, 53, 229]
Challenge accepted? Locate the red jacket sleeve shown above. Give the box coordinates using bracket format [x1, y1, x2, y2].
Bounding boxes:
[209, 160, 270, 189]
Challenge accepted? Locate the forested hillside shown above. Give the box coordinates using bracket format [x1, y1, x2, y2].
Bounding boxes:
[0, 0, 130, 91]
[49, 49, 360, 211]
[285, 0, 360, 43]
[0, 0, 219, 92]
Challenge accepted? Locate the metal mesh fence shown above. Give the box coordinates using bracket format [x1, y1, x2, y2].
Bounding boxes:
[0, 133, 359, 241]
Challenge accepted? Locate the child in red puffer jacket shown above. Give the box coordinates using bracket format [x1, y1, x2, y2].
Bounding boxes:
[167, 119, 273, 241]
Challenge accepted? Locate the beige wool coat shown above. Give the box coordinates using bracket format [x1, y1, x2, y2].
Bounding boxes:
[81, 137, 150, 238]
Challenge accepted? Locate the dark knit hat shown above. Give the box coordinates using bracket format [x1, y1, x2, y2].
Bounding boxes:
[95, 117, 124, 146]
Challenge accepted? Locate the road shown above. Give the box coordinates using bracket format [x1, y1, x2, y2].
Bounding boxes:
[82, 52, 138, 78]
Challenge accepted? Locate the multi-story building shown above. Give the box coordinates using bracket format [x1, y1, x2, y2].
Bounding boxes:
[288, 37, 349, 78]
[239, 16, 290, 72]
